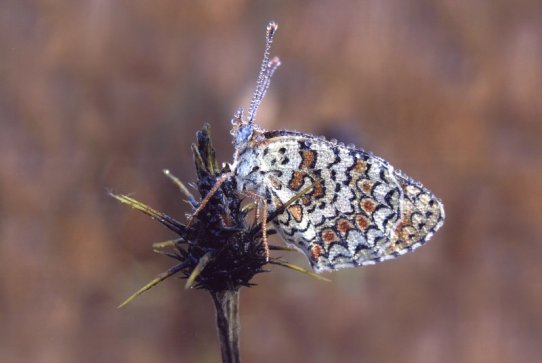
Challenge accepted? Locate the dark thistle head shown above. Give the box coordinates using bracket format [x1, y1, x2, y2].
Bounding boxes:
[112, 125, 269, 307]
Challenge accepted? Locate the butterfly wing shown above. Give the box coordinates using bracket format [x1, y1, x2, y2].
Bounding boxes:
[253, 131, 444, 272]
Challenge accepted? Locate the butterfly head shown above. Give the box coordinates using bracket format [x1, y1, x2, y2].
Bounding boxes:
[230, 108, 254, 149]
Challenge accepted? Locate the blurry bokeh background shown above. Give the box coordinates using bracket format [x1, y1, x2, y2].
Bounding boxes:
[1, 1, 541, 362]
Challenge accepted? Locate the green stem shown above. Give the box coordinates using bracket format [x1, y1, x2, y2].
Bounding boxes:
[210, 289, 241, 363]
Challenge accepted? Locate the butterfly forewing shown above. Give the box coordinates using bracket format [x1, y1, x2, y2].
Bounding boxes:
[237, 130, 444, 272]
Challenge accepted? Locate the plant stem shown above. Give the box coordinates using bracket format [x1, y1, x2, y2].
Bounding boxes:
[210, 289, 241, 363]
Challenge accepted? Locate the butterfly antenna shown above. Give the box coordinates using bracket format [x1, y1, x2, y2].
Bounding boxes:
[246, 21, 281, 124]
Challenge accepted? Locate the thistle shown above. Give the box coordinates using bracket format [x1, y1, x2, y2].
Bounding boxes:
[111, 124, 326, 363]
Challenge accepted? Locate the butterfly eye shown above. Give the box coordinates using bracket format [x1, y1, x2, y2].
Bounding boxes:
[234, 125, 253, 147]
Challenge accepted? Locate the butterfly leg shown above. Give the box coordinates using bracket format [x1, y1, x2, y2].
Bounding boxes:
[252, 199, 261, 225]
[243, 191, 270, 261]
[187, 172, 233, 226]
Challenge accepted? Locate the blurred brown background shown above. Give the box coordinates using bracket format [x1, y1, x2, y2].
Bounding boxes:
[1, 1, 541, 362]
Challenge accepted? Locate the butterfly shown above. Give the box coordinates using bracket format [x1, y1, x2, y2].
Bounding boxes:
[198, 22, 444, 273]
